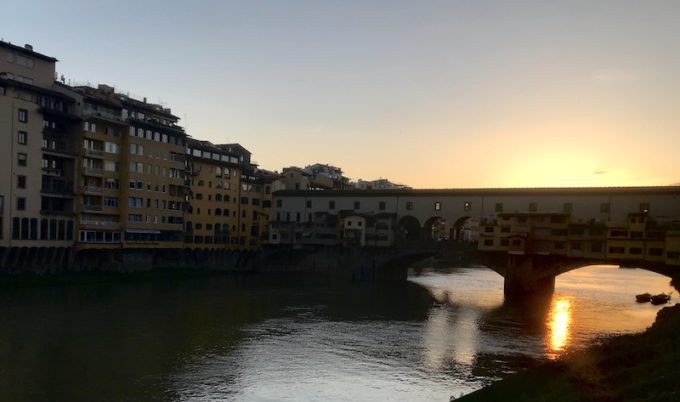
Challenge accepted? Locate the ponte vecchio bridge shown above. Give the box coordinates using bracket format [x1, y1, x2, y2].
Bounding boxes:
[269, 186, 680, 297]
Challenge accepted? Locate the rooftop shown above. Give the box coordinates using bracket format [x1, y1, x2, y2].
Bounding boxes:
[0, 40, 58, 62]
[274, 186, 680, 197]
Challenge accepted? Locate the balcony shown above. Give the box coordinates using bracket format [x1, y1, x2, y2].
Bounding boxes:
[80, 219, 121, 228]
[40, 208, 75, 216]
[42, 144, 76, 158]
[82, 167, 104, 176]
[39, 106, 81, 122]
[41, 185, 74, 197]
[83, 204, 103, 212]
[84, 148, 104, 158]
[42, 167, 64, 177]
[83, 185, 104, 194]
[82, 109, 124, 125]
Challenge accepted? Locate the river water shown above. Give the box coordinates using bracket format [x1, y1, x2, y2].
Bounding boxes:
[0, 265, 674, 401]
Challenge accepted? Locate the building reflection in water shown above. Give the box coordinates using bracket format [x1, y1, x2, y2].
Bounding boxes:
[546, 296, 573, 358]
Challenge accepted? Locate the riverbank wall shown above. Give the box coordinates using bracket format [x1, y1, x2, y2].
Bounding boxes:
[0, 245, 437, 282]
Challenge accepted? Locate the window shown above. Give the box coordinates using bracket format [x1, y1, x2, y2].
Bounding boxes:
[495, 203, 503, 212]
[104, 160, 118, 172]
[306, 200, 312, 208]
[17, 152, 27, 166]
[17, 197, 26, 210]
[105, 179, 120, 189]
[104, 197, 118, 207]
[434, 202, 441, 211]
[639, 203, 650, 213]
[354, 201, 360, 209]
[563, 203, 573, 213]
[329, 201, 335, 210]
[17, 175, 26, 189]
[406, 201, 413, 211]
[105, 142, 120, 154]
[129, 143, 143, 155]
[379, 201, 386, 211]
[17, 131, 27, 145]
[529, 202, 538, 212]
[484, 239, 493, 246]
[600, 203, 610, 213]
[128, 197, 143, 208]
[464, 201, 471, 211]
[649, 248, 663, 256]
[18, 108, 28, 123]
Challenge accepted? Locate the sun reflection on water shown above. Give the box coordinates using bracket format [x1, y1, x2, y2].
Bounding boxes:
[547, 297, 573, 358]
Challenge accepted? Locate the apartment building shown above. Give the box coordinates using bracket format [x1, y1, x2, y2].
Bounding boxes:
[185, 139, 241, 248]
[0, 41, 77, 249]
[231, 145, 277, 249]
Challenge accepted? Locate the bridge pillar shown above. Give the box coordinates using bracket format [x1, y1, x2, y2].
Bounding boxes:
[503, 254, 556, 301]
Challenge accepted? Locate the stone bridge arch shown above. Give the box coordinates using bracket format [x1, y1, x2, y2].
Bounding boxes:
[396, 215, 421, 242]
[423, 216, 448, 241]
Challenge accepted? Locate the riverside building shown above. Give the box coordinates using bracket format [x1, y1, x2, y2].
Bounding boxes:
[184, 141, 278, 250]
[0, 41, 78, 261]
[1, 39, 277, 272]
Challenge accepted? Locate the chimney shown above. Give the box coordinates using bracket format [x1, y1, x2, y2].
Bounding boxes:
[24, 44, 33, 51]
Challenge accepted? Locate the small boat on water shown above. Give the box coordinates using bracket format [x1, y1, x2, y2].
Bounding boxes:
[650, 293, 672, 305]
[636, 293, 652, 303]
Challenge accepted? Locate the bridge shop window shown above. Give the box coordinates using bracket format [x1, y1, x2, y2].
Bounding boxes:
[495, 203, 503, 212]
[329, 201, 335, 210]
[306, 200, 312, 208]
[434, 202, 441, 211]
[354, 201, 360, 209]
[379, 201, 386, 211]
[639, 203, 650, 213]
[648, 248, 663, 256]
[464, 201, 471, 211]
[406, 201, 413, 211]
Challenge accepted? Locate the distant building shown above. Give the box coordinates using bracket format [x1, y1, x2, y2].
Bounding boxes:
[304, 163, 351, 189]
[279, 163, 351, 191]
[354, 178, 410, 190]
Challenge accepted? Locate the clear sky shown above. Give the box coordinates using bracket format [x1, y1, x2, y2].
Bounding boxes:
[4, 1, 679, 188]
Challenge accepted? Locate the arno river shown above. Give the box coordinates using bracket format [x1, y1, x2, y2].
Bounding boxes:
[0, 265, 674, 401]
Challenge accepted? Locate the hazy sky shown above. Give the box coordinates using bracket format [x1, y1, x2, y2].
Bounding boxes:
[4, 1, 680, 188]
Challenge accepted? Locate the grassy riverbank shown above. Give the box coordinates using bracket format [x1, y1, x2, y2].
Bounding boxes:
[459, 278, 680, 402]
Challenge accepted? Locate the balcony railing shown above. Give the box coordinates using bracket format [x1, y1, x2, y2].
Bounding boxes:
[83, 167, 103, 176]
[83, 185, 103, 193]
[82, 109, 123, 123]
[80, 219, 120, 227]
[83, 204, 103, 212]
[84, 148, 104, 157]
[42, 167, 64, 177]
